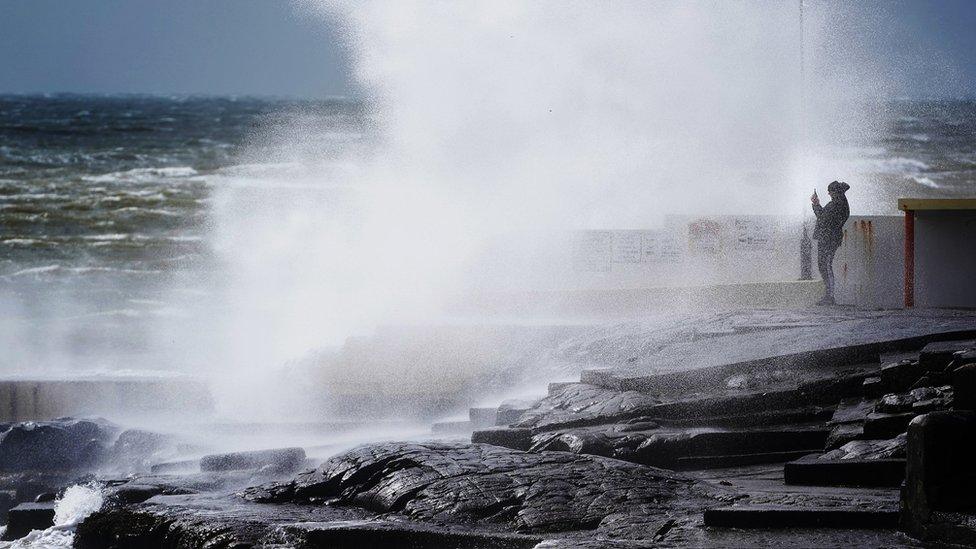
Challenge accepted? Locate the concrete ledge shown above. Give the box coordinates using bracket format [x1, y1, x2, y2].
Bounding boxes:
[784, 454, 905, 487]
[703, 505, 898, 529]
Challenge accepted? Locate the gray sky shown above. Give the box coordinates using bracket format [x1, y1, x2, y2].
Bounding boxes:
[1, 0, 974, 98]
[0, 0, 355, 97]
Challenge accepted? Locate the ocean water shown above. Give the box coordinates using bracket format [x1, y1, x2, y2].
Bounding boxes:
[0, 95, 366, 372]
[0, 95, 974, 374]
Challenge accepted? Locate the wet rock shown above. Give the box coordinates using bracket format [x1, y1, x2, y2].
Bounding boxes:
[0, 490, 14, 524]
[2, 501, 56, 540]
[830, 398, 875, 424]
[528, 431, 616, 456]
[820, 433, 907, 460]
[199, 447, 306, 474]
[862, 376, 884, 398]
[33, 492, 56, 502]
[864, 412, 917, 439]
[880, 360, 923, 392]
[919, 339, 976, 372]
[109, 429, 177, 473]
[149, 459, 198, 474]
[243, 441, 727, 540]
[952, 363, 976, 411]
[947, 349, 976, 371]
[903, 411, 976, 546]
[512, 383, 658, 431]
[0, 418, 117, 473]
[110, 482, 194, 505]
[618, 420, 660, 432]
[825, 423, 864, 451]
[875, 386, 952, 414]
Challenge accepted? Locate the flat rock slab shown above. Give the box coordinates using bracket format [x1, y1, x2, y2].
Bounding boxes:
[243, 441, 731, 541]
[704, 504, 899, 529]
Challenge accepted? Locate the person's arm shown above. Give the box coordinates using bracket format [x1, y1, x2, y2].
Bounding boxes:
[811, 191, 822, 217]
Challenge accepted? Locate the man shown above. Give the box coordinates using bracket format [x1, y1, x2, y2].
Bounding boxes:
[811, 181, 850, 305]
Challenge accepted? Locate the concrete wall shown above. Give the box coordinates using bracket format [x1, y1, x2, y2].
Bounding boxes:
[0, 378, 214, 422]
[833, 216, 905, 309]
[571, 215, 804, 288]
[916, 210, 976, 308]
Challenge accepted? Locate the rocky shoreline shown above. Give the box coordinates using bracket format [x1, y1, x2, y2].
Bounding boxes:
[2, 309, 975, 547]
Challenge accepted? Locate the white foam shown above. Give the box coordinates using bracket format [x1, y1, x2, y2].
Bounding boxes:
[7, 265, 61, 276]
[82, 166, 199, 184]
[0, 484, 103, 549]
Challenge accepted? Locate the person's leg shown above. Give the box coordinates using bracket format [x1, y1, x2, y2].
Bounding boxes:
[824, 245, 836, 299]
[817, 244, 836, 304]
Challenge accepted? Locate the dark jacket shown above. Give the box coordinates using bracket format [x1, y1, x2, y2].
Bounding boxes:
[812, 196, 849, 248]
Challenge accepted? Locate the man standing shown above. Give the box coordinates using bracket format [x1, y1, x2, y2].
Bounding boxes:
[811, 181, 851, 305]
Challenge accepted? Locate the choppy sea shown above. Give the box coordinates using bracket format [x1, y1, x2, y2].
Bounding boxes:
[0, 95, 973, 372]
[0, 95, 365, 372]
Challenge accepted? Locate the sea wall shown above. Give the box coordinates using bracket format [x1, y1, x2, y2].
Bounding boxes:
[0, 378, 213, 422]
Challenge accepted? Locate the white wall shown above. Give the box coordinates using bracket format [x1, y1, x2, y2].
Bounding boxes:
[833, 216, 904, 309]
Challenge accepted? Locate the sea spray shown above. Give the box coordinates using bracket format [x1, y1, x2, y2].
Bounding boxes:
[191, 1, 903, 418]
[0, 483, 104, 549]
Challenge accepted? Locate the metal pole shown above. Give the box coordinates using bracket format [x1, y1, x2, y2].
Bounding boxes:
[904, 210, 915, 307]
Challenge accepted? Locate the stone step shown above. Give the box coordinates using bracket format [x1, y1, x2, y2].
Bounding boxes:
[471, 427, 532, 451]
[661, 406, 833, 429]
[647, 373, 867, 421]
[674, 449, 818, 470]
[2, 501, 56, 540]
[784, 454, 905, 487]
[637, 429, 830, 468]
[703, 504, 899, 529]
